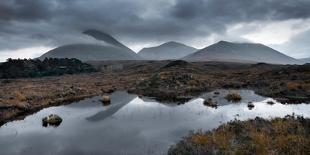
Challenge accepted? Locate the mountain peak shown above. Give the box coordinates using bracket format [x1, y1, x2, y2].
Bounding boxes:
[216, 40, 264, 46]
[83, 29, 132, 51]
[38, 29, 140, 61]
[163, 41, 181, 46]
[183, 41, 302, 65]
[138, 41, 197, 60]
[83, 29, 110, 36]
[217, 40, 230, 44]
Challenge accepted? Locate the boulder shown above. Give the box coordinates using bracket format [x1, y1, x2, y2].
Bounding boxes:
[214, 91, 220, 95]
[267, 101, 275, 105]
[203, 98, 218, 108]
[42, 114, 62, 127]
[101, 95, 111, 105]
[247, 102, 255, 109]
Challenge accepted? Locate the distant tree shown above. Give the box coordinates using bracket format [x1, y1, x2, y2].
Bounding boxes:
[0, 58, 96, 79]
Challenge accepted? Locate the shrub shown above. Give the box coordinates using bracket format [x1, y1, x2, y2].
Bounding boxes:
[14, 91, 27, 102]
[225, 92, 242, 102]
[0, 58, 96, 79]
[168, 116, 310, 155]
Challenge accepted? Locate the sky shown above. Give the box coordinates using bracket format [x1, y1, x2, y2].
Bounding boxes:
[0, 0, 310, 62]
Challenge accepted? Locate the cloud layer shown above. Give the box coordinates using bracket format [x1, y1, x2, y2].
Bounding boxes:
[0, 0, 309, 59]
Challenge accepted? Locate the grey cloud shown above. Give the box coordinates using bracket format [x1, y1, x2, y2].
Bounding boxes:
[0, 0, 309, 56]
[272, 30, 310, 58]
[0, 0, 55, 21]
[172, 0, 310, 21]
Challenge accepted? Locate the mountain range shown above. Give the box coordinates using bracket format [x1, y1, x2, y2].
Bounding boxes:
[183, 41, 302, 65]
[39, 30, 303, 64]
[138, 41, 197, 60]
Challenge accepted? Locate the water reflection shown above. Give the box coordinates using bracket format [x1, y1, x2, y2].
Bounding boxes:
[0, 90, 309, 155]
[87, 91, 136, 122]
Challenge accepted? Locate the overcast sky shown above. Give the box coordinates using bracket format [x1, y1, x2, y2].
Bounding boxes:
[0, 0, 310, 61]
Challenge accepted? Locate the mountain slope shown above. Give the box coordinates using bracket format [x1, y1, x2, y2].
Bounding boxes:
[138, 41, 197, 60]
[39, 44, 140, 61]
[300, 58, 310, 63]
[83, 29, 132, 52]
[39, 30, 141, 61]
[183, 41, 302, 64]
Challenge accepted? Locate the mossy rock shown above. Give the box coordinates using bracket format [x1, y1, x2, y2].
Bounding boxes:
[203, 98, 218, 108]
[42, 114, 62, 127]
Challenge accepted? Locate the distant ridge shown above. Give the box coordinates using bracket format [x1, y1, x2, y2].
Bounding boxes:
[138, 41, 197, 60]
[183, 41, 302, 65]
[39, 30, 141, 61]
[300, 57, 310, 63]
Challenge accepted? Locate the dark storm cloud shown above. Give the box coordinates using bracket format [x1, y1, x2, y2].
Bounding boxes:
[0, 0, 54, 21]
[171, 0, 310, 31]
[0, 0, 309, 53]
[172, 0, 310, 21]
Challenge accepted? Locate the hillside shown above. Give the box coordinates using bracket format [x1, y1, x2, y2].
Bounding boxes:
[138, 41, 197, 60]
[183, 41, 302, 64]
[300, 57, 310, 63]
[39, 30, 141, 61]
[39, 44, 140, 61]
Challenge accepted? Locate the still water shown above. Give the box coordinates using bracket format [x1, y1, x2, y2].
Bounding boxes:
[0, 90, 309, 155]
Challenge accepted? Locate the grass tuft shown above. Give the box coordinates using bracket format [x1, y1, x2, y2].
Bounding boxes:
[225, 92, 242, 102]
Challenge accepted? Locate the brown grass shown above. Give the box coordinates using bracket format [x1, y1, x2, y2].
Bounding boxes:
[190, 134, 209, 145]
[14, 91, 27, 102]
[287, 82, 301, 90]
[225, 92, 242, 102]
[168, 116, 310, 155]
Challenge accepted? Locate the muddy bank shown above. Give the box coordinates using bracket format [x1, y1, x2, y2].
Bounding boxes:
[1, 60, 310, 126]
[168, 115, 310, 155]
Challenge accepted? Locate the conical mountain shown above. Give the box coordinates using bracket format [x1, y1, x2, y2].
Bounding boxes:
[183, 41, 302, 64]
[138, 41, 197, 60]
[39, 29, 141, 61]
[83, 29, 132, 52]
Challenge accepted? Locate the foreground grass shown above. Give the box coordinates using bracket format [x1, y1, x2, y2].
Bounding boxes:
[168, 115, 310, 155]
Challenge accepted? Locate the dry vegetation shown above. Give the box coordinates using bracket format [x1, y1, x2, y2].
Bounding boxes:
[225, 92, 242, 102]
[168, 115, 310, 155]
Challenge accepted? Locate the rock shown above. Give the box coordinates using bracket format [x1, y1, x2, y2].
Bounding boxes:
[101, 95, 111, 105]
[203, 98, 218, 108]
[267, 101, 275, 105]
[42, 114, 62, 127]
[247, 103, 255, 109]
[225, 92, 242, 102]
